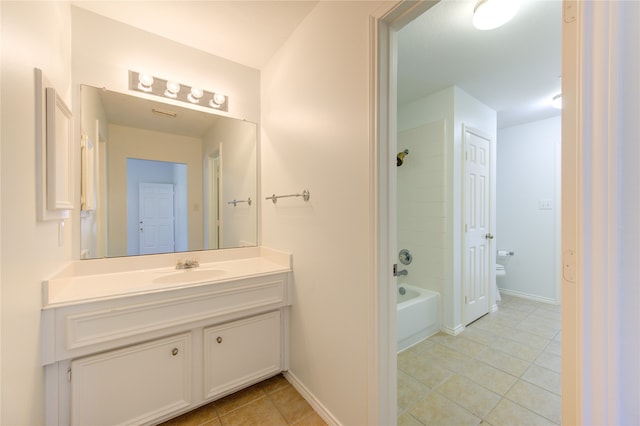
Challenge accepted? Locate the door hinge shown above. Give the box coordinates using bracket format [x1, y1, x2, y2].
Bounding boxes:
[67, 368, 72, 382]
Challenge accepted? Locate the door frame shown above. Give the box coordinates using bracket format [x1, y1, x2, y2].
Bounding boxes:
[371, 0, 581, 424]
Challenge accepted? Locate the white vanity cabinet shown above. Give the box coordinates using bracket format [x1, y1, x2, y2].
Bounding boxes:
[70, 333, 192, 426]
[42, 256, 291, 426]
[204, 311, 281, 399]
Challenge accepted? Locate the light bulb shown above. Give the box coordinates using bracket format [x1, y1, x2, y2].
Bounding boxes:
[210, 93, 226, 108]
[188, 87, 204, 103]
[472, 0, 521, 30]
[164, 81, 180, 98]
[138, 73, 154, 92]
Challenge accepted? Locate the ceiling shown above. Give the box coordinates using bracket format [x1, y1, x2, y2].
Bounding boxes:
[73, 0, 561, 129]
[398, 0, 562, 128]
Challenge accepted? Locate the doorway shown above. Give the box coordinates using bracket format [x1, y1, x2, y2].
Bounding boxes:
[373, 0, 564, 423]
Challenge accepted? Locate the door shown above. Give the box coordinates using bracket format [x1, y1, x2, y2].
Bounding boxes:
[139, 182, 175, 255]
[463, 125, 492, 325]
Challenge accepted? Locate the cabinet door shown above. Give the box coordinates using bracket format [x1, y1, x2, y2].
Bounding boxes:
[71, 333, 191, 425]
[204, 311, 281, 399]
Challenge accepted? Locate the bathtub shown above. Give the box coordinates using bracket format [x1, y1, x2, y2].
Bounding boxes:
[397, 284, 440, 352]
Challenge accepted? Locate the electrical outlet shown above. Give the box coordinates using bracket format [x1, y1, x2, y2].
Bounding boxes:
[538, 199, 553, 210]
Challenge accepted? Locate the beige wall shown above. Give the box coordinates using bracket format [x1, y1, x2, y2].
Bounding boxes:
[107, 125, 203, 256]
[0, 2, 73, 424]
[260, 2, 394, 424]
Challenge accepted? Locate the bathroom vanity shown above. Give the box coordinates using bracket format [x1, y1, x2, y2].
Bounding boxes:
[41, 247, 292, 426]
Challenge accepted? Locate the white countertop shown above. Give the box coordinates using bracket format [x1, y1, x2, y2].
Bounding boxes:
[43, 247, 291, 308]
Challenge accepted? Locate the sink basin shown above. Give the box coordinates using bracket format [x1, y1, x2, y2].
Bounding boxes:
[152, 269, 226, 284]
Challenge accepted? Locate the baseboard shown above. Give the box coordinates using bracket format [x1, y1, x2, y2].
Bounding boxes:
[491, 303, 499, 313]
[498, 288, 559, 305]
[283, 371, 340, 426]
[442, 323, 464, 336]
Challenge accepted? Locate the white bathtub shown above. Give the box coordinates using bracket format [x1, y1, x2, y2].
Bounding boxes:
[397, 284, 440, 352]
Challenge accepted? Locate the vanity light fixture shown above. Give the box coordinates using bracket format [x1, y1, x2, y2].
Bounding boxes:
[552, 93, 562, 109]
[128, 70, 229, 112]
[472, 0, 521, 30]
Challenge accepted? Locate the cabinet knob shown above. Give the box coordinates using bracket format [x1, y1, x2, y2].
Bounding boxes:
[171, 347, 179, 356]
[216, 336, 223, 344]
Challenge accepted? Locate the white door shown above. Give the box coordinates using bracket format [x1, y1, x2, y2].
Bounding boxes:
[139, 183, 175, 255]
[463, 126, 492, 325]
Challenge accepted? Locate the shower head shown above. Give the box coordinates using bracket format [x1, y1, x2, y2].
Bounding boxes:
[397, 149, 409, 167]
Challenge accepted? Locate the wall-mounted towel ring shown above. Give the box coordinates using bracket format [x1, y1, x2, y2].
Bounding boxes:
[266, 189, 310, 204]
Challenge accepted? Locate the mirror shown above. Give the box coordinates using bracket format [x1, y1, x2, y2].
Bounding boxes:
[80, 85, 257, 259]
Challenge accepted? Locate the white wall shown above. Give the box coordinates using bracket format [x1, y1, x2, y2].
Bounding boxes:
[398, 86, 496, 332]
[397, 120, 446, 298]
[203, 119, 257, 248]
[497, 116, 560, 302]
[107, 125, 203, 256]
[0, 3, 73, 424]
[260, 1, 394, 424]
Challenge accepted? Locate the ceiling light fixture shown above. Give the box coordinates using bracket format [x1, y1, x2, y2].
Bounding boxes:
[552, 93, 562, 109]
[128, 71, 229, 112]
[472, 0, 521, 30]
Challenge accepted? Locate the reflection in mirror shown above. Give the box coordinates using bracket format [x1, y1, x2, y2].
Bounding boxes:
[80, 85, 257, 259]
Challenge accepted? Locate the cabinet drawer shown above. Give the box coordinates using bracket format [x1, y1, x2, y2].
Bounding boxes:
[71, 333, 191, 425]
[58, 276, 286, 358]
[204, 311, 281, 399]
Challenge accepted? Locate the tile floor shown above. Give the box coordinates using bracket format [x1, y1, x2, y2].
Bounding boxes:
[398, 294, 562, 426]
[159, 374, 327, 426]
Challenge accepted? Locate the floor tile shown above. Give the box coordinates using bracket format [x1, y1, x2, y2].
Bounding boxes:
[398, 350, 453, 388]
[505, 380, 561, 424]
[456, 358, 518, 396]
[290, 411, 327, 426]
[398, 370, 431, 412]
[219, 397, 287, 426]
[521, 364, 561, 395]
[214, 383, 268, 417]
[409, 391, 481, 426]
[397, 412, 424, 426]
[270, 384, 315, 424]
[485, 398, 557, 426]
[399, 295, 562, 425]
[534, 351, 562, 374]
[490, 336, 543, 362]
[475, 347, 530, 377]
[435, 374, 501, 418]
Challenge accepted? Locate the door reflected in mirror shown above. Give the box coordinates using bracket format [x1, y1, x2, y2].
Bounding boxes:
[80, 85, 257, 259]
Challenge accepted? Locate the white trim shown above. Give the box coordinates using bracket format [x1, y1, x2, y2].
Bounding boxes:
[498, 288, 558, 305]
[370, 2, 439, 424]
[284, 371, 340, 426]
[442, 324, 465, 336]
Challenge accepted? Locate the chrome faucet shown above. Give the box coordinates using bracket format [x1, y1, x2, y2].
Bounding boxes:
[393, 264, 408, 277]
[176, 259, 200, 270]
